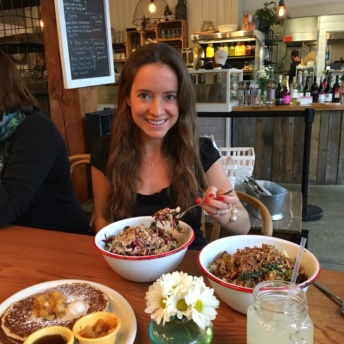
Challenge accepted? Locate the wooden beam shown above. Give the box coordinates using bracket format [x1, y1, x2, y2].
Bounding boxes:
[40, 0, 98, 202]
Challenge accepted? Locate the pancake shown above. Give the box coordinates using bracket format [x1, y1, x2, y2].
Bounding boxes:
[1, 282, 109, 343]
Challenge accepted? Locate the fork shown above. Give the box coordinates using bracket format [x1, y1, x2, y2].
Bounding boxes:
[175, 189, 233, 219]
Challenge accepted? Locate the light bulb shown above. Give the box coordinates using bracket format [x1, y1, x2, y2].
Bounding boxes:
[148, 2, 157, 13]
[278, 7, 286, 17]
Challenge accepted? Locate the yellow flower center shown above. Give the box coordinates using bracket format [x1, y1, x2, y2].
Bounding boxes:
[194, 299, 203, 312]
[160, 298, 167, 309]
[176, 299, 187, 311]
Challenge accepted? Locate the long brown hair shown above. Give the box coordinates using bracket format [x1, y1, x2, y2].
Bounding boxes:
[106, 43, 207, 220]
[0, 50, 38, 119]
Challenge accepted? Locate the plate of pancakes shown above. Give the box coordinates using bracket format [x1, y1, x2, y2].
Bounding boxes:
[0, 279, 137, 344]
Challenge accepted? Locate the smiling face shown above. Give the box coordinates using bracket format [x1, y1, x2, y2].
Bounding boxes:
[127, 63, 179, 142]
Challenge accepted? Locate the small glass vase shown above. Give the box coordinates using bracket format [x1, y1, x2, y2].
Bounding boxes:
[260, 89, 267, 105]
[148, 317, 213, 344]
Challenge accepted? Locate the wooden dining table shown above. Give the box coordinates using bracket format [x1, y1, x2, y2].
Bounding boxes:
[0, 226, 343, 343]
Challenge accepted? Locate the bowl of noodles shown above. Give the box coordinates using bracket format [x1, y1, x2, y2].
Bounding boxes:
[94, 214, 194, 282]
[198, 235, 321, 314]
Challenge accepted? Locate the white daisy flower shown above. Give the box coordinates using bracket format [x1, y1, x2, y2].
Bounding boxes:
[185, 282, 219, 329]
[145, 272, 219, 329]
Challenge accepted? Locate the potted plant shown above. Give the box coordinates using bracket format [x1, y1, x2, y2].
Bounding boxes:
[253, 1, 276, 31]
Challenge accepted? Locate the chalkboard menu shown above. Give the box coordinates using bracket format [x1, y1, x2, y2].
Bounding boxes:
[55, 0, 115, 89]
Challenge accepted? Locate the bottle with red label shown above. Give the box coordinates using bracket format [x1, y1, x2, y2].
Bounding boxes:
[332, 75, 341, 103]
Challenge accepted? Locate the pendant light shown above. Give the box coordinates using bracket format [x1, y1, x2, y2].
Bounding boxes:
[275, 0, 291, 22]
[133, 0, 168, 27]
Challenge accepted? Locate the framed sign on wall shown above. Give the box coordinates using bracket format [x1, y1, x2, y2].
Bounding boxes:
[54, 0, 115, 89]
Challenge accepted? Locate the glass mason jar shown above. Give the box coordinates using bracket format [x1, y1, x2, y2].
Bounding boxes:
[247, 281, 314, 344]
[148, 317, 213, 344]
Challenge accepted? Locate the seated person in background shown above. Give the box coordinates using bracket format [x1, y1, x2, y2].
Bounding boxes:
[202, 49, 232, 70]
[90, 42, 250, 250]
[288, 50, 301, 82]
[0, 50, 91, 234]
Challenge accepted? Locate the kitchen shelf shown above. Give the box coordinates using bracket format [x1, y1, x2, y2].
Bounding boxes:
[156, 20, 188, 53]
[191, 30, 264, 78]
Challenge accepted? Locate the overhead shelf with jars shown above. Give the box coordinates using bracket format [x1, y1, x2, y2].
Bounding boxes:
[121, 20, 188, 62]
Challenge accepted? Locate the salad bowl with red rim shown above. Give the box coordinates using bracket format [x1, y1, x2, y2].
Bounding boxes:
[198, 235, 321, 314]
[94, 216, 195, 282]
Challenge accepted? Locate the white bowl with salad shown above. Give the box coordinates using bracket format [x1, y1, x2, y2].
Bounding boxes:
[198, 235, 321, 314]
[94, 214, 194, 282]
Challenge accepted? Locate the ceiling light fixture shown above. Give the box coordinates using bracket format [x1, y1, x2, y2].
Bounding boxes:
[275, 0, 291, 22]
[133, 0, 168, 27]
[148, 0, 157, 14]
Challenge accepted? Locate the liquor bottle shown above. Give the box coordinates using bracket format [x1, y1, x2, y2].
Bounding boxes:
[303, 76, 311, 97]
[275, 74, 284, 106]
[310, 76, 319, 103]
[318, 76, 325, 103]
[290, 76, 298, 105]
[325, 74, 333, 103]
[332, 75, 341, 103]
[323, 70, 329, 90]
[296, 73, 303, 105]
[283, 75, 291, 105]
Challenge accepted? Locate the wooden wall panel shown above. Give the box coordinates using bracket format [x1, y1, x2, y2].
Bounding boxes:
[309, 113, 321, 184]
[326, 112, 341, 184]
[338, 115, 344, 184]
[232, 112, 344, 185]
[317, 112, 330, 184]
[285, 118, 295, 183]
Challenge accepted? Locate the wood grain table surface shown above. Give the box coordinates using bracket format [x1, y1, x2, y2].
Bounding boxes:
[0, 226, 343, 343]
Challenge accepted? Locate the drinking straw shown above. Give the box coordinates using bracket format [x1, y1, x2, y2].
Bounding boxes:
[284, 237, 308, 312]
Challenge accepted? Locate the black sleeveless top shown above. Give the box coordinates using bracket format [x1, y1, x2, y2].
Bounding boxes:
[91, 135, 220, 250]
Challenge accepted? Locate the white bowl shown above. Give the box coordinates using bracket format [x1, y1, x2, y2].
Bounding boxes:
[198, 235, 321, 314]
[218, 24, 238, 33]
[94, 216, 195, 282]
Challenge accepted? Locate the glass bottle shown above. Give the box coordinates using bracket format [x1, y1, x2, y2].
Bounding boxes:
[332, 75, 341, 103]
[206, 43, 214, 58]
[310, 76, 319, 103]
[318, 76, 325, 103]
[296, 73, 303, 105]
[235, 42, 241, 56]
[247, 281, 314, 344]
[245, 42, 252, 56]
[175, 0, 187, 21]
[290, 76, 298, 105]
[228, 43, 235, 56]
[241, 42, 246, 56]
[222, 44, 229, 56]
[303, 76, 311, 97]
[325, 73, 333, 103]
[283, 75, 291, 105]
[275, 74, 284, 106]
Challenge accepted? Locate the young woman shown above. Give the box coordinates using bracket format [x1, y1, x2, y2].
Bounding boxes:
[0, 50, 90, 234]
[91, 43, 250, 249]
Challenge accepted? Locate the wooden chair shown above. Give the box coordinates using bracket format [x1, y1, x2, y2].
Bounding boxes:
[69, 154, 94, 228]
[209, 191, 273, 242]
